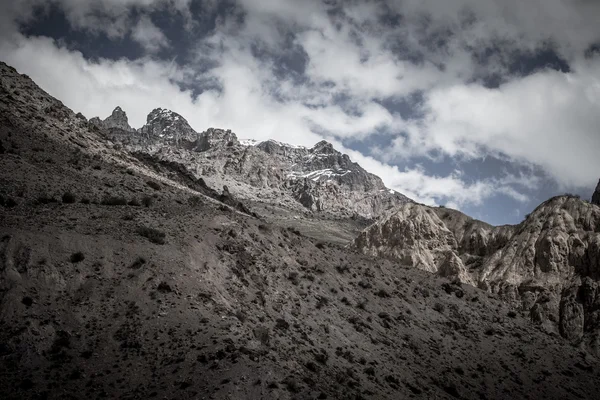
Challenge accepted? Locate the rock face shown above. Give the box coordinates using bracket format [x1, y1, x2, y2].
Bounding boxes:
[90, 106, 134, 132]
[354, 196, 600, 353]
[592, 179, 600, 206]
[90, 108, 410, 218]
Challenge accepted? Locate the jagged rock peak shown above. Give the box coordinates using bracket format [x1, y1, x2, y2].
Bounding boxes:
[104, 106, 133, 132]
[194, 127, 238, 151]
[140, 107, 196, 143]
[89, 106, 134, 132]
[592, 179, 600, 206]
[312, 140, 336, 154]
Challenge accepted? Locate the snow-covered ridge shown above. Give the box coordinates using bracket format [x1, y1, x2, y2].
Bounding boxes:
[239, 139, 260, 146]
[287, 168, 351, 182]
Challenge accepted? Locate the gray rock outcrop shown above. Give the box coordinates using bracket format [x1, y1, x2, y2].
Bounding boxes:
[354, 196, 600, 353]
[90, 106, 134, 132]
[90, 108, 410, 218]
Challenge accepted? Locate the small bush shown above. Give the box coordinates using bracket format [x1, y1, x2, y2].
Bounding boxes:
[137, 226, 166, 245]
[37, 196, 57, 204]
[129, 257, 146, 269]
[157, 281, 172, 293]
[288, 271, 300, 285]
[101, 196, 127, 206]
[146, 181, 161, 191]
[62, 192, 76, 204]
[80, 198, 90, 204]
[433, 302, 445, 313]
[316, 296, 329, 309]
[4, 198, 17, 208]
[507, 310, 517, 318]
[70, 252, 85, 263]
[141, 196, 153, 207]
[128, 198, 141, 206]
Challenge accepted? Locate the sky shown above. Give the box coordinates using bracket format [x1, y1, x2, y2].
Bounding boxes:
[1, 0, 599, 225]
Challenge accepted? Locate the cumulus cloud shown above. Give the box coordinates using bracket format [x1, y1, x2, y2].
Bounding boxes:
[132, 16, 170, 52]
[1, 0, 599, 221]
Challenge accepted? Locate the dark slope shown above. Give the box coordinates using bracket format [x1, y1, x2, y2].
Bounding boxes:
[1, 61, 600, 400]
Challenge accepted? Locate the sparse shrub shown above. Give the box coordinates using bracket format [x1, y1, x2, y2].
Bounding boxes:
[4, 198, 17, 208]
[507, 310, 517, 318]
[62, 192, 76, 204]
[336, 264, 349, 274]
[358, 280, 372, 289]
[275, 318, 289, 330]
[146, 180, 161, 190]
[129, 257, 146, 269]
[315, 242, 326, 249]
[22, 296, 33, 307]
[433, 302, 445, 313]
[122, 213, 135, 221]
[137, 226, 166, 244]
[80, 198, 90, 204]
[316, 296, 329, 309]
[128, 198, 141, 206]
[70, 252, 85, 263]
[37, 195, 57, 204]
[375, 289, 390, 298]
[157, 281, 172, 293]
[288, 271, 300, 285]
[141, 196, 153, 207]
[101, 196, 127, 206]
[314, 350, 329, 364]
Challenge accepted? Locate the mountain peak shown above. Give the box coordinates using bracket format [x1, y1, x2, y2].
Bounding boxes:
[91, 105, 134, 132]
[312, 140, 336, 154]
[140, 108, 196, 143]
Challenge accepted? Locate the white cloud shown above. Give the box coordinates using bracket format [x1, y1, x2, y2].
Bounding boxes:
[131, 16, 170, 52]
[391, 60, 600, 188]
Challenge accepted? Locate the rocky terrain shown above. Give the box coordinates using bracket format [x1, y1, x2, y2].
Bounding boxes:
[354, 196, 600, 355]
[90, 105, 409, 221]
[593, 179, 600, 206]
[2, 61, 600, 400]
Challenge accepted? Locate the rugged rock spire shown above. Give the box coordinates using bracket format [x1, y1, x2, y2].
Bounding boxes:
[104, 106, 134, 132]
[90, 106, 134, 132]
[139, 108, 197, 144]
[592, 179, 600, 205]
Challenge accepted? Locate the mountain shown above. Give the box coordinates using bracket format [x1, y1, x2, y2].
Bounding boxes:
[354, 195, 600, 354]
[90, 107, 410, 221]
[3, 61, 600, 400]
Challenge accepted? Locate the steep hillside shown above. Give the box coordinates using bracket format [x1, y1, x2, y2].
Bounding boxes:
[354, 196, 600, 354]
[3, 61, 600, 400]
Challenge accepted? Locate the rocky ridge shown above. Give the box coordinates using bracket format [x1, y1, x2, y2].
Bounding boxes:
[90, 106, 410, 219]
[354, 195, 600, 354]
